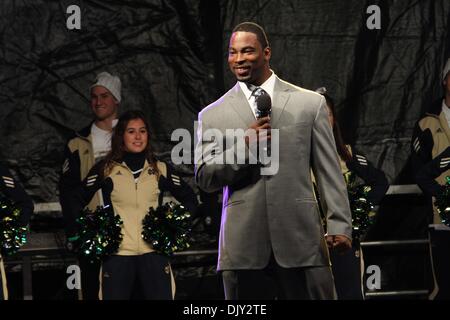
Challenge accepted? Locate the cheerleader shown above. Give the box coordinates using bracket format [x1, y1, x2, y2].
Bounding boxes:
[0, 163, 34, 300]
[70, 110, 198, 299]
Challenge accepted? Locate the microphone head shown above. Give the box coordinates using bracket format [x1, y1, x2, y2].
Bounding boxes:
[256, 94, 272, 118]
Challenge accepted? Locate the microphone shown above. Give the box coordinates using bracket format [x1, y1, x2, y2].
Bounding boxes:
[256, 94, 271, 119]
[255, 93, 272, 163]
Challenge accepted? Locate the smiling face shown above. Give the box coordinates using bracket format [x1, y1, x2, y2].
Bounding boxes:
[90, 85, 119, 121]
[228, 31, 271, 86]
[123, 118, 148, 153]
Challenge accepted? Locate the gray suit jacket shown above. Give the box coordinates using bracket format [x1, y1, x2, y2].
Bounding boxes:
[195, 76, 352, 271]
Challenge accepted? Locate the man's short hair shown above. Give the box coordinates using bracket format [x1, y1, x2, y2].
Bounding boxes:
[232, 22, 269, 49]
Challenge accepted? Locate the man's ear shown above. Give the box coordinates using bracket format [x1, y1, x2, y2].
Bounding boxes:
[264, 47, 271, 61]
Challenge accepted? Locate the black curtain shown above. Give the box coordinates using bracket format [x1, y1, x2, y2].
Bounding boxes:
[1, 0, 449, 202]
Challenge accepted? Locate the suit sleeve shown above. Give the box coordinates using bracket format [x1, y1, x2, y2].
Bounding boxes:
[411, 122, 442, 196]
[194, 113, 256, 193]
[346, 150, 389, 205]
[0, 164, 34, 226]
[311, 96, 352, 239]
[160, 164, 199, 218]
[415, 146, 450, 197]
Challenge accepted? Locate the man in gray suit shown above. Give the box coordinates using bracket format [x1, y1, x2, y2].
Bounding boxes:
[195, 22, 352, 299]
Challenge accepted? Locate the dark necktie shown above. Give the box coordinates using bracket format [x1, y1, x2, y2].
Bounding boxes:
[246, 83, 268, 117]
[246, 83, 268, 100]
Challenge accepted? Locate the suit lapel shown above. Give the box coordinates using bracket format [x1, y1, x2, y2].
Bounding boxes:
[227, 83, 255, 127]
[226, 78, 291, 128]
[270, 77, 290, 128]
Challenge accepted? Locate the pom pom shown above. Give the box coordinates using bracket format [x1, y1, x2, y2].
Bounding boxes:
[142, 202, 192, 256]
[76, 205, 123, 262]
[434, 176, 450, 227]
[345, 171, 375, 242]
[0, 194, 28, 256]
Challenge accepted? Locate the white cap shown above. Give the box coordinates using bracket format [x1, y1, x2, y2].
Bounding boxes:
[443, 58, 450, 81]
[315, 87, 327, 95]
[90, 72, 122, 102]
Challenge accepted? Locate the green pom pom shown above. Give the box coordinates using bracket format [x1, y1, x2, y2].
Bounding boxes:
[142, 202, 192, 256]
[434, 177, 450, 227]
[344, 171, 375, 242]
[76, 206, 123, 262]
[0, 194, 28, 256]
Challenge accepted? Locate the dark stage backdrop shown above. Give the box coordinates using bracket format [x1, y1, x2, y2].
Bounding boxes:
[1, 0, 450, 203]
